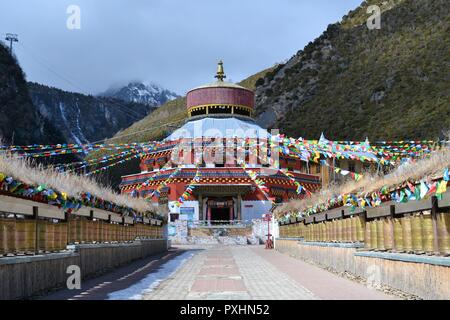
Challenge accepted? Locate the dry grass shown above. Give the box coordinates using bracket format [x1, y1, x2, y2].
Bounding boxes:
[0, 153, 154, 214]
[275, 148, 450, 216]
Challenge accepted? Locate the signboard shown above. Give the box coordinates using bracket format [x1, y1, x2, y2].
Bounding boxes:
[180, 207, 195, 227]
[168, 223, 177, 237]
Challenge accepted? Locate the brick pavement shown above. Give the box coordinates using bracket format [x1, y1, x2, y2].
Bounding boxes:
[143, 245, 396, 300]
[42, 245, 397, 300]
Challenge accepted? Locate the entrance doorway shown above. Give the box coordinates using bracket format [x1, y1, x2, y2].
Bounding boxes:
[211, 207, 230, 223]
[206, 198, 234, 224]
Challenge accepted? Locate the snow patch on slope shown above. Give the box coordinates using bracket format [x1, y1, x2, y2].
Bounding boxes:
[107, 251, 195, 300]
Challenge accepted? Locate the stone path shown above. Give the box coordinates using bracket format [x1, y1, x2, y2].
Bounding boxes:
[43, 245, 396, 300]
[143, 245, 394, 300]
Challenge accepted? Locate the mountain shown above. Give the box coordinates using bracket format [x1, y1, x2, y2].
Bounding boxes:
[28, 82, 159, 145]
[0, 42, 61, 145]
[254, 0, 450, 140]
[101, 81, 179, 107]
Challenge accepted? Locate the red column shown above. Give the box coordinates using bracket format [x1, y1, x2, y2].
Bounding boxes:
[207, 206, 211, 224]
[229, 206, 234, 221]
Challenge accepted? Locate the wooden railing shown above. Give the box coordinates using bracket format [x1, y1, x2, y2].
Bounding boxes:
[279, 192, 450, 256]
[0, 195, 164, 256]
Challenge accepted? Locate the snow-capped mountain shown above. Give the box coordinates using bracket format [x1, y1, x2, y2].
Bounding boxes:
[101, 82, 179, 107]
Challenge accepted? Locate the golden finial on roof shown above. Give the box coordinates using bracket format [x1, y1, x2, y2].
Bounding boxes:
[215, 60, 226, 81]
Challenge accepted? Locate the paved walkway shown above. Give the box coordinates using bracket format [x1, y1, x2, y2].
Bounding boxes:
[143, 245, 395, 300]
[43, 245, 396, 300]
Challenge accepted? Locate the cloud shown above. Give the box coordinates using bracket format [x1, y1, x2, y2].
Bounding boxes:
[0, 0, 362, 95]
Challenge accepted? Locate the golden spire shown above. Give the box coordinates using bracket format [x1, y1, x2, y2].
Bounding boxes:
[215, 60, 226, 81]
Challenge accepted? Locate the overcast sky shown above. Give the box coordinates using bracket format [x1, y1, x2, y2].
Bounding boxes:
[0, 0, 362, 95]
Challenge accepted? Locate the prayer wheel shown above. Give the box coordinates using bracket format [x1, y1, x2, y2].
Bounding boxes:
[152, 225, 157, 239]
[421, 212, 435, 253]
[376, 218, 385, 250]
[59, 222, 68, 250]
[437, 211, 450, 255]
[326, 221, 331, 241]
[114, 224, 121, 242]
[117, 225, 122, 242]
[422, 210, 435, 253]
[356, 215, 365, 242]
[47, 221, 56, 252]
[293, 223, 299, 238]
[53, 222, 62, 251]
[336, 219, 343, 242]
[105, 222, 111, 242]
[401, 215, 413, 252]
[81, 219, 88, 243]
[131, 225, 136, 241]
[349, 217, 354, 242]
[350, 216, 356, 242]
[122, 225, 127, 242]
[383, 217, 394, 251]
[97, 220, 103, 242]
[84, 220, 91, 243]
[364, 218, 371, 249]
[110, 223, 116, 242]
[393, 217, 404, 252]
[69, 219, 81, 244]
[38, 220, 47, 252]
[370, 220, 378, 249]
[15, 219, 36, 253]
[321, 222, 326, 242]
[342, 218, 348, 242]
[331, 219, 337, 242]
[411, 213, 424, 253]
[312, 223, 317, 241]
[94, 220, 101, 243]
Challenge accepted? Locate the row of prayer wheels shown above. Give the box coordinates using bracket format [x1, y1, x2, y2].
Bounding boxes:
[0, 217, 164, 256]
[0, 219, 67, 254]
[279, 215, 365, 243]
[68, 218, 162, 244]
[279, 210, 450, 256]
[364, 211, 450, 255]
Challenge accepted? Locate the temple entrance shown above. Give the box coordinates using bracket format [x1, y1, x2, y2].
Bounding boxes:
[206, 198, 234, 224]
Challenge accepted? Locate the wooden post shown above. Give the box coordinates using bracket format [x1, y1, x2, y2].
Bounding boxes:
[65, 210, 70, 245]
[431, 196, 440, 255]
[389, 205, 395, 251]
[33, 206, 39, 255]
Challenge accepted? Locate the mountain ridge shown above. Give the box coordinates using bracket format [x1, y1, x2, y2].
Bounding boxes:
[254, 0, 450, 140]
[28, 82, 159, 144]
[100, 81, 179, 106]
[0, 42, 62, 145]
